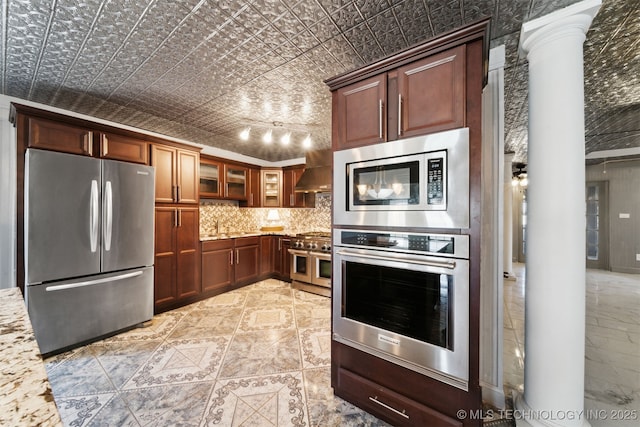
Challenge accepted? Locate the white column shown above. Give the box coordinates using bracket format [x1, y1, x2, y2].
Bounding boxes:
[0, 96, 17, 289]
[516, 1, 601, 427]
[503, 152, 515, 279]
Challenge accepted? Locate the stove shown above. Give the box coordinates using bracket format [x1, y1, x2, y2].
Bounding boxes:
[289, 231, 332, 297]
[291, 231, 332, 253]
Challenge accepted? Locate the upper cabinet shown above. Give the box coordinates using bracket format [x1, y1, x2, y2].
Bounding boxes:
[328, 43, 468, 151]
[199, 158, 223, 198]
[15, 106, 149, 164]
[246, 167, 261, 207]
[261, 169, 282, 207]
[396, 45, 466, 138]
[334, 75, 387, 150]
[152, 144, 199, 204]
[224, 164, 248, 200]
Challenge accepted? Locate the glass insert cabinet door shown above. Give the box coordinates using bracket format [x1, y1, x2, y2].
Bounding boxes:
[261, 170, 282, 207]
[199, 162, 220, 196]
[225, 165, 247, 199]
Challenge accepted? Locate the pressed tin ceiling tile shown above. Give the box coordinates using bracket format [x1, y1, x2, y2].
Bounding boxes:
[1, 0, 638, 162]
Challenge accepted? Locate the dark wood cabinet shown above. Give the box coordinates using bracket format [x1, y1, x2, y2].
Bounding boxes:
[259, 236, 274, 279]
[27, 116, 94, 156]
[274, 236, 291, 281]
[201, 239, 234, 293]
[154, 207, 200, 311]
[98, 132, 149, 164]
[330, 44, 467, 151]
[234, 236, 259, 285]
[26, 115, 149, 164]
[199, 158, 223, 198]
[151, 144, 199, 204]
[397, 45, 466, 138]
[334, 75, 387, 150]
[247, 167, 261, 207]
[224, 164, 248, 200]
[282, 165, 315, 208]
[326, 19, 489, 427]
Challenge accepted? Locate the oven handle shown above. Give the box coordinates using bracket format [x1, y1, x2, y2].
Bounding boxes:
[288, 249, 308, 256]
[336, 249, 456, 269]
[309, 251, 331, 259]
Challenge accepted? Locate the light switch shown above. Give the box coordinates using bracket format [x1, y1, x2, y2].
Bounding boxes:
[619, 213, 631, 219]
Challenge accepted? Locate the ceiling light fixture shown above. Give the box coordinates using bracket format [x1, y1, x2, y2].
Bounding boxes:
[239, 127, 251, 141]
[302, 134, 312, 148]
[281, 132, 291, 145]
[262, 129, 273, 144]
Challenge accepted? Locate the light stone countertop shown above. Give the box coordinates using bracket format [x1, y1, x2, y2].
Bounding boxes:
[0, 288, 62, 427]
[200, 229, 300, 241]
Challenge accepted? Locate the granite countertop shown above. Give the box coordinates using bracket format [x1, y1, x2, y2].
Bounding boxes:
[200, 230, 299, 241]
[0, 288, 62, 427]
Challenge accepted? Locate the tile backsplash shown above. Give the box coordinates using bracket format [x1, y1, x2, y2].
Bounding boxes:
[200, 194, 331, 235]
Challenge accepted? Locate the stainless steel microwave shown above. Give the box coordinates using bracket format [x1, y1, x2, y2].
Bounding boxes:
[333, 128, 469, 229]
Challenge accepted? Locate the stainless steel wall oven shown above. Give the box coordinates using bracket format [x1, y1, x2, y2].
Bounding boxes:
[332, 229, 470, 390]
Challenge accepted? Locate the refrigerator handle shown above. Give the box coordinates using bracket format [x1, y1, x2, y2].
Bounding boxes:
[90, 180, 99, 253]
[104, 181, 113, 251]
[45, 270, 144, 292]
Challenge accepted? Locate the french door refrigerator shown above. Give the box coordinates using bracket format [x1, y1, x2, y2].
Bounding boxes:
[24, 148, 155, 354]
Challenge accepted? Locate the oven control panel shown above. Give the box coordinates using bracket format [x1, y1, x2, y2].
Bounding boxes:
[335, 229, 469, 259]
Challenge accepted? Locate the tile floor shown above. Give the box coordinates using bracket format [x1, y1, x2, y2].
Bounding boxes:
[44, 279, 390, 427]
[45, 266, 639, 427]
[503, 264, 640, 427]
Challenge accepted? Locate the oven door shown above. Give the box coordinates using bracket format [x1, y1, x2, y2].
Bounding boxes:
[310, 252, 331, 288]
[288, 249, 312, 283]
[332, 247, 469, 389]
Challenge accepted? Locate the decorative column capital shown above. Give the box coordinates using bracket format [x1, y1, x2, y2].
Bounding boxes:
[489, 45, 506, 71]
[519, 0, 601, 58]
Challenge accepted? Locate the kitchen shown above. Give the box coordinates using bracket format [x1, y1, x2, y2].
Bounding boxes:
[1, 1, 639, 427]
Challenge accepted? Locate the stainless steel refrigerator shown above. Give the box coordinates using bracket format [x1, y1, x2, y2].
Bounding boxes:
[24, 148, 155, 354]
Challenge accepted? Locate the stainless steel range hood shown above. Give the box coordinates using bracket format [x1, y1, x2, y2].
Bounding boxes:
[295, 149, 332, 193]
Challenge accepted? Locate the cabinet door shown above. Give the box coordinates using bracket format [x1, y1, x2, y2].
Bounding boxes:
[154, 207, 177, 307]
[225, 165, 248, 199]
[199, 159, 223, 198]
[177, 150, 199, 204]
[280, 239, 291, 282]
[27, 116, 93, 156]
[397, 45, 465, 138]
[176, 207, 199, 299]
[235, 244, 259, 285]
[247, 167, 261, 207]
[261, 170, 282, 207]
[202, 247, 233, 292]
[259, 236, 273, 277]
[334, 74, 386, 150]
[151, 145, 177, 203]
[99, 132, 149, 164]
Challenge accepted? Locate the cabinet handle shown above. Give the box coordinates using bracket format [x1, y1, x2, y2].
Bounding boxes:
[174, 208, 178, 228]
[236, 249, 240, 264]
[178, 209, 182, 227]
[369, 396, 409, 419]
[83, 131, 93, 156]
[101, 134, 109, 156]
[230, 250, 233, 265]
[379, 99, 383, 139]
[176, 185, 181, 202]
[250, 193, 254, 205]
[398, 94, 403, 136]
[290, 194, 294, 207]
[278, 239, 281, 251]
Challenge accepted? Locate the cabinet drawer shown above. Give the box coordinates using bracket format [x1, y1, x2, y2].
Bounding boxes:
[336, 368, 462, 427]
[234, 236, 260, 247]
[202, 239, 234, 252]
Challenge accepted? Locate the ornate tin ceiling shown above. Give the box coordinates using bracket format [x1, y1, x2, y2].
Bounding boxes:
[1, 0, 638, 162]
